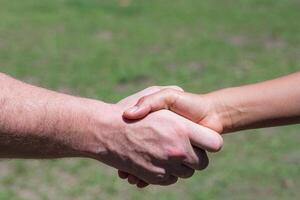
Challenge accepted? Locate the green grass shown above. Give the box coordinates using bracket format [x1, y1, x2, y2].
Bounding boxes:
[0, 0, 299, 199]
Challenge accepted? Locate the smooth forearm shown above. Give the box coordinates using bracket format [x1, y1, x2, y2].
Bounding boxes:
[205, 72, 300, 133]
[0, 73, 112, 159]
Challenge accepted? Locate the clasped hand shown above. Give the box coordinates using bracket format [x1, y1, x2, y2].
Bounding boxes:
[113, 86, 223, 188]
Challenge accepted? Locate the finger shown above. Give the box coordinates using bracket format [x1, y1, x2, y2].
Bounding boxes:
[183, 147, 209, 170]
[117, 86, 162, 108]
[137, 181, 149, 188]
[121, 174, 149, 188]
[157, 175, 179, 186]
[187, 122, 223, 152]
[128, 175, 140, 185]
[132, 165, 170, 185]
[118, 170, 130, 179]
[124, 88, 183, 120]
[118, 86, 183, 109]
[170, 164, 195, 179]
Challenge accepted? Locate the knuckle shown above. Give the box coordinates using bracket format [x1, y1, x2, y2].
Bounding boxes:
[160, 151, 170, 161]
[166, 146, 186, 158]
[162, 89, 181, 108]
[175, 128, 189, 141]
[163, 88, 177, 95]
[170, 85, 184, 92]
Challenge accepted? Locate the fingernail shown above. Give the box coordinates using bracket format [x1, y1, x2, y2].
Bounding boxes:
[127, 106, 140, 113]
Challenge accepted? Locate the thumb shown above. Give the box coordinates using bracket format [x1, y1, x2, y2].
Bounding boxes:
[123, 88, 182, 120]
[123, 105, 152, 120]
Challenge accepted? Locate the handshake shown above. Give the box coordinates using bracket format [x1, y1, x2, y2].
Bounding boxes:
[1, 72, 298, 189]
[99, 86, 226, 188]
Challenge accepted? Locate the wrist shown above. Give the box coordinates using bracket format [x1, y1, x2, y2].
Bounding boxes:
[203, 87, 243, 134]
[55, 97, 117, 159]
[75, 100, 125, 161]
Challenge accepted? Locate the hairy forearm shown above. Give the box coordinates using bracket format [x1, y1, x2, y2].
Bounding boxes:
[206, 72, 300, 133]
[0, 73, 111, 159]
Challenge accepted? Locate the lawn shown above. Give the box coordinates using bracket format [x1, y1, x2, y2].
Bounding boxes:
[0, 0, 299, 199]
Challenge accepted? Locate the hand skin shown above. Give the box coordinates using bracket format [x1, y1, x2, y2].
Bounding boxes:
[120, 71, 300, 186]
[0, 73, 223, 187]
[117, 86, 223, 187]
[124, 71, 300, 134]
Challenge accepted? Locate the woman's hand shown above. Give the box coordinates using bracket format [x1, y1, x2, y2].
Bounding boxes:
[123, 88, 226, 134]
[119, 87, 225, 188]
[121, 72, 300, 187]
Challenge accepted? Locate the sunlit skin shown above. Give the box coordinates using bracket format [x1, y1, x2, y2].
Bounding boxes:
[121, 71, 300, 187]
[0, 73, 223, 187]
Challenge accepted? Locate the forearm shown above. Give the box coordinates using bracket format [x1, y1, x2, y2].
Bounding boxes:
[206, 72, 300, 133]
[0, 73, 112, 159]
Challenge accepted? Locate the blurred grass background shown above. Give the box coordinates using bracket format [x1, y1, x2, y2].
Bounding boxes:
[0, 0, 299, 199]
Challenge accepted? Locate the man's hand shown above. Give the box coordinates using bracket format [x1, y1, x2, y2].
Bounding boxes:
[0, 73, 223, 188]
